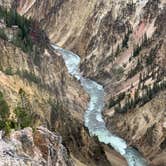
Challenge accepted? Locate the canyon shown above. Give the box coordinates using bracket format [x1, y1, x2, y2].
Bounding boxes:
[0, 0, 165, 166]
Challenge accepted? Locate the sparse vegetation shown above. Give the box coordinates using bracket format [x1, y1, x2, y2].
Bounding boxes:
[142, 33, 148, 47]
[130, 33, 149, 61]
[0, 91, 9, 120]
[0, 88, 34, 135]
[4, 67, 13, 75]
[114, 80, 166, 113]
[112, 66, 124, 81]
[49, 100, 63, 130]
[0, 6, 48, 59]
[133, 44, 142, 58]
[127, 58, 143, 78]
[146, 45, 158, 66]
[122, 30, 132, 48]
[14, 106, 32, 129]
[0, 28, 7, 40]
[16, 70, 42, 84]
[22, 70, 41, 84]
[0, 7, 34, 53]
[109, 92, 125, 108]
[14, 88, 32, 129]
[0, 91, 12, 135]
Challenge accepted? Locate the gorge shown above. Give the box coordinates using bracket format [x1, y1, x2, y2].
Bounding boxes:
[51, 44, 147, 166]
[0, 0, 165, 165]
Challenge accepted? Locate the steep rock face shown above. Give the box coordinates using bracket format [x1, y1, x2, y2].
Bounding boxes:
[106, 91, 166, 165]
[0, 24, 110, 166]
[78, 0, 165, 80]
[0, 38, 105, 166]
[0, 0, 165, 165]
[0, 39, 88, 123]
[0, 126, 73, 166]
[50, 107, 111, 166]
[15, 0, 97, 48]
[12, 0, 165, 82]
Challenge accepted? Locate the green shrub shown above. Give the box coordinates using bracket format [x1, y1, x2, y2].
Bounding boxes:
[4, 67, 13, 75]
[4, 121, 11, 136]
[0, 29, 7, 40]
[16, 70, 41, 85]
[109, 92, 125, 109]
[0, 120, 5, 129]
[133, 44, 142, 57]
[146, 45, 158, 66]
[132, 33, 148, 59]
[0, 90, 34, 134]
[14, 106, 32, 129]
[112, 66, 124, 81]
[127, 59, 143, 78]
[0, 91, 12, 135]
[14, 88, 33, 129]
[122, 30, 132, 48]
[0, 92, 9, 119]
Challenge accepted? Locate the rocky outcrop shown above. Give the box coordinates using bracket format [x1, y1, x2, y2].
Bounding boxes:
[0, 126, 73, 166]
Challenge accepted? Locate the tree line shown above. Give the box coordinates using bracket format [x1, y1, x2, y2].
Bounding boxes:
[115, 80, 166, 113]
[0, 6, 34, 53]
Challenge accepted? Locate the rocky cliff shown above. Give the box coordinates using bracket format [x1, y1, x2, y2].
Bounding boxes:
[0, 0, 166, 165]
[0, 126, 73, 166]
[0, 4, 112, 165]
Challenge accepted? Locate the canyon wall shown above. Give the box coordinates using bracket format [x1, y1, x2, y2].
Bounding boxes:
[0, 0, 165, 165]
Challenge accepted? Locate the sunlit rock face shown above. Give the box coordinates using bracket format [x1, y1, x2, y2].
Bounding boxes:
[0, 9, 109, 166]
[0, 0, 165, 165]
[0, 38, 88, 123]
[0, 127, 73, 166]
[12, 0, 165, 79]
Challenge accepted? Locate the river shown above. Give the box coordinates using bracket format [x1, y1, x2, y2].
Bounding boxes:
[51, 44, 147, 166]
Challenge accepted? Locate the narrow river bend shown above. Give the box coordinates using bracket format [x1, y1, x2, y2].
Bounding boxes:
[51, 44, 147, 166]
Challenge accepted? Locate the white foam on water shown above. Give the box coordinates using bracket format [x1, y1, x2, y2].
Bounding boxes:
[96, 114, 104, 122]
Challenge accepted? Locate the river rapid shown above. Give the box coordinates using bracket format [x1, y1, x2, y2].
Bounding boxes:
[51, 44, 147, 166]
